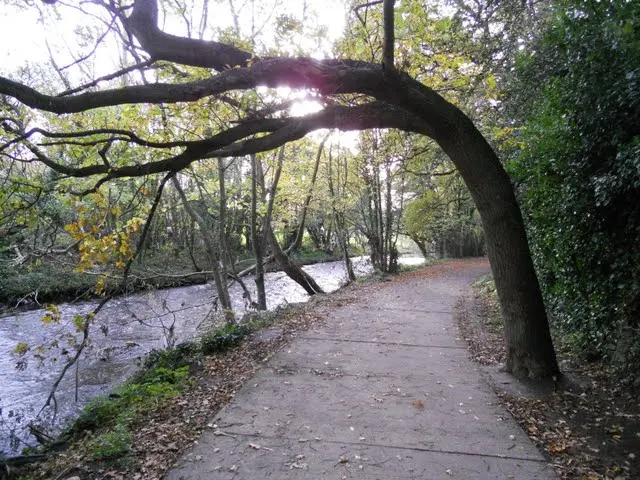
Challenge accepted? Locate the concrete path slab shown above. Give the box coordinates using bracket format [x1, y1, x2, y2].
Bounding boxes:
[166, 261, 555, 479]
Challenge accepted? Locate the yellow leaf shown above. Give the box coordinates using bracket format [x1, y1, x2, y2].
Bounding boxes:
[13, 342, 30, 356]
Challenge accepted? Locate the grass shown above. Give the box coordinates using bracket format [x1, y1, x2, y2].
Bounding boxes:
[90, 424, 133, 461]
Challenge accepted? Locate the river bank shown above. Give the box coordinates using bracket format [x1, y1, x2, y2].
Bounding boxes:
[0, 248, 351, 315]
[5, 258, 482, 480]
[2, 256, 426, 456]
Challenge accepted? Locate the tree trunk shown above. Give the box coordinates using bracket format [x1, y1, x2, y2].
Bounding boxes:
[286, 134, 328, 253]
[438, 114, 558, 378]
[335, 217, 355, 283]
[327, 145, 356, 283]
[250, 154, 267, 310]
[217, 157, 232, 273]
[409, 234, 429, 258]
[265, 223, 324, 295]
[370, 71, 560, 378]
[172, 176, 235, 325]
[262, 146, 324, 296]
[384, 160, 396, 272]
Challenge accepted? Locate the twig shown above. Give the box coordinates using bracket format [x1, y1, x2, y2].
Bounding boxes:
[57, 59, 153, 97]
[38, 172, 174, 418]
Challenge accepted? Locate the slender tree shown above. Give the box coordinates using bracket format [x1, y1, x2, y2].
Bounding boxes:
[172, 176, 235, 324]
[250, 153, 267, 310]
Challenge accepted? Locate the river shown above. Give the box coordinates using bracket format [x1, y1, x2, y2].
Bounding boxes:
[0, 256, 424, 454]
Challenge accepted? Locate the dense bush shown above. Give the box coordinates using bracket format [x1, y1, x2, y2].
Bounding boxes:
[507, 0, 640, 367]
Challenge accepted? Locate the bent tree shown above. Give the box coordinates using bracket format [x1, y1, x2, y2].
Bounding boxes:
[0, 0, 558, 378]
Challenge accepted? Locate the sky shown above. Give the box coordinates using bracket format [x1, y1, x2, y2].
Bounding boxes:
[0, 0, 349, 76]
[0, 0, 358, 148]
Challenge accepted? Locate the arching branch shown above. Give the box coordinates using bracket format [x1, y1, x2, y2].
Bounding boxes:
[126, 0, 251, 71]
[2, 102, 431, 182]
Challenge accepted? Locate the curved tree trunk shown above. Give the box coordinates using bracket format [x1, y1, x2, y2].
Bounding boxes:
[265, 222, 324, 295]
[1, 0, 559, 378]
[445, 133, 559, 378]
[262, 147, 325, 296]
[395, 80, 557, 377]
[385, 14, 556, 376]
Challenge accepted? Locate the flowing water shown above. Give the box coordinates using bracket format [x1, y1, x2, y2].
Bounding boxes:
[0, 256, 424, 454]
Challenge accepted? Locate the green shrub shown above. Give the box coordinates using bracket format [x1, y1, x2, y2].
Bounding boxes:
[506, 0, 640, 369]
[91, 424, 132, 460]
[70, 365, 189, 436]
[139, 341, 201, 379]
[200, 323, 252, 354]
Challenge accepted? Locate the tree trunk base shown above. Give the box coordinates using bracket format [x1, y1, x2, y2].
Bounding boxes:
[505, 349, 560, 379]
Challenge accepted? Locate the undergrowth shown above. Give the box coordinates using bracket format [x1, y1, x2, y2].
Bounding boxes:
[40, 310, 280, 465]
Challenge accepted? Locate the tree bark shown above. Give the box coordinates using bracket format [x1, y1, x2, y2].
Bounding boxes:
[433, 112, 558, 378]
[265, 223, 324, 295]
[250, 153, 267, 310]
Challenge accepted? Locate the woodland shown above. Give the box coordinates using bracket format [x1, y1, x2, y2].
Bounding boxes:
[0, 0, 638, 405]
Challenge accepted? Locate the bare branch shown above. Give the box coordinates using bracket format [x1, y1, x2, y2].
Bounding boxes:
[4, 102, 432, 183]
[39, 171, 173, 416]
[58, 59, 153, 97]
[1, 125, 192, 153]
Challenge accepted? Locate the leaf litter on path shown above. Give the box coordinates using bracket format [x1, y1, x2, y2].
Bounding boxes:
[457, 278, 640, 479]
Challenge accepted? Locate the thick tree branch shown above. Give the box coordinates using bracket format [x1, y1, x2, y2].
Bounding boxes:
[0, 58, 460, 152]
[5, 102, 431, 181]
[0, 59, 376, 113]
[126, 0, 251, 71]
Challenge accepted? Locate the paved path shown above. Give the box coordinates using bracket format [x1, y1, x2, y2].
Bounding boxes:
[166, 261, 554, 479]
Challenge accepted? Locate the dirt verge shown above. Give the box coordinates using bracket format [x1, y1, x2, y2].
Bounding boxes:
[456, 278, 639, 480]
